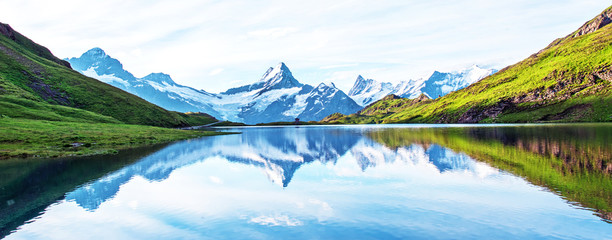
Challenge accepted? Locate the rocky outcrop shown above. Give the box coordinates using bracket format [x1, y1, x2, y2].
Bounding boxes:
[414, 93, 431, 102]
[595, 69, 612, 83]
[0, 23, 16, 40]
[456, 100, 514, 123]
[544, 7, 612, 51]
[572, 8, 612, 38]
[28, 78, 71, 105]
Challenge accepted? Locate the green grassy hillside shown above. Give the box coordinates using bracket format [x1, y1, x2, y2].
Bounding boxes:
[323, 6, 612, 124]
[0, 22, 215, 127]
[0, 22, 220, 159]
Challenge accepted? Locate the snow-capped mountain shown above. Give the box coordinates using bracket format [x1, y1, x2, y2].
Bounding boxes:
[391, 79, 427, 99]
[66, 48, 221, 116]
[420, 65, 496, 99]
[67, 48, 361, 124]
[207, 62, 361, 124]
[347, 75, 395, 107]
[348, 76, 425, 107]
[348, 65, 496, 106]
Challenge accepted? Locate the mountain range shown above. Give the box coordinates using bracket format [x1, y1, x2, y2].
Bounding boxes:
[348, 65, 496, 106]
[67, 51, 361, 124]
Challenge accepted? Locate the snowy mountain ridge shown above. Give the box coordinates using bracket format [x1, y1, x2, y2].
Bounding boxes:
[348, 65, 497, 106]
[67, 48, 361, 124]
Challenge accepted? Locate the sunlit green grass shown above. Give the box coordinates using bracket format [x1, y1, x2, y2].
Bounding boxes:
[0, 118, 223, 159]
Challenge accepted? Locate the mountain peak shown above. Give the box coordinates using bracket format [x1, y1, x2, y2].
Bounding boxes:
[142, 72, 176, 85]
[260, 62, 293, 82]
[355, 75, 366, 83]
[348, 75, 376, 96]
[144, 72, 170, 78]
[428, 70, 449, 80]
[67, 47, 138, 84]
[83, 47, 108, 58]
[318, 81, 337, 89]
[277, 62, 290, 71]
[256, 62, 302, 93]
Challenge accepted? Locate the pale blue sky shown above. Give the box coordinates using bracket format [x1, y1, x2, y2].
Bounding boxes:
[0, 0, 609, 93]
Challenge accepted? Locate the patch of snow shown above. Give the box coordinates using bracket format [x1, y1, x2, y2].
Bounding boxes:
[465, 65, 494, 84]
[440, 85, 453, 93]
[260, 65, 281, 82]
[146, 80, 216, 103]
[248, 87, 302, 112]
[82, 67, 130, 87]
[283, 93, 309, 117]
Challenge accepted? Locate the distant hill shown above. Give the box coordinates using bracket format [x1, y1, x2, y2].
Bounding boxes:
[0, 22, 215, 127]
[323, 6, 612, 124]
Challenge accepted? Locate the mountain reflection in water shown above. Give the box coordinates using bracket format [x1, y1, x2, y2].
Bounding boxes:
[66, 126, 493, 211]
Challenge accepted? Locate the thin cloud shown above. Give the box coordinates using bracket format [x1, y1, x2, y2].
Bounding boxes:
[209, 68, 224, 76]
[248, 27, 299, 39]
[320, 63, 359, 69]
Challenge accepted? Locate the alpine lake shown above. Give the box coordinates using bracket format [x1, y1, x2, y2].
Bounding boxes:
[1, 124, 611, 239]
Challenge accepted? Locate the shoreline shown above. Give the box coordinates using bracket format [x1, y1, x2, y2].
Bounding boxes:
[0, 118, 230, 160]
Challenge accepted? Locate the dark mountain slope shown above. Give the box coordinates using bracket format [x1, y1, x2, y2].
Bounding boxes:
[0, 23, 70, 68]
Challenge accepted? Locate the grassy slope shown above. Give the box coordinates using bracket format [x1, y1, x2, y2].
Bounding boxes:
[321, 95, 434, 124]
[366, 125, 611, 221]
[324, 8, 612, 124]
[0, 25, 215, 128]
[0, 23, 221, 159]
[390, 22, 612, 123]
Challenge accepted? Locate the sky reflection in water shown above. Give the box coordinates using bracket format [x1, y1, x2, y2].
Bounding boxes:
[5, 125, 611, 240]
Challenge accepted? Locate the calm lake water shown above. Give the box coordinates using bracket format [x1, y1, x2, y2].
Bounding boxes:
[1, 124, 611, 239]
